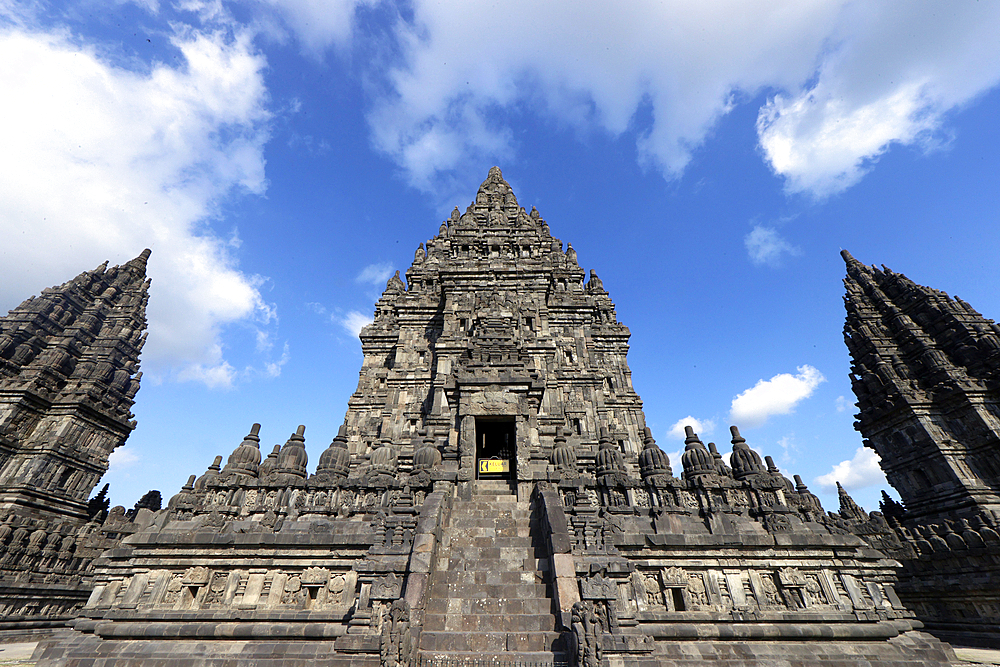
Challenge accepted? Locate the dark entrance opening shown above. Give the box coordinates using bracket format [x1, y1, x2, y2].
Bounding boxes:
[476, 418, 515, 480]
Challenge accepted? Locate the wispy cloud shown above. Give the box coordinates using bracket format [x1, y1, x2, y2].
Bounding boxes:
[730, 365, 825, 428]
[108, 446, 141, 472]
[265, 342, 291, 377]
[356, 262, 395, 286]
[745, 225, 800, 267]
[776, 434, 798, 466]
[340, 310, 374, 337]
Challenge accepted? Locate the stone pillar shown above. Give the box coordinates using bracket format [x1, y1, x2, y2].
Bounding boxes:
[458, 414, 475, 481]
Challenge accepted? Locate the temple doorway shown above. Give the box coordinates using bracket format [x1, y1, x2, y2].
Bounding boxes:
[475, 418, 515, 480]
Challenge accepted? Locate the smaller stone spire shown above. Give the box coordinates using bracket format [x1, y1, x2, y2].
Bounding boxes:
[566, 244, 578, 266]
[704, 443, 727, 477]
[315, 425, 351, 482]
[638, 426, 671, 479]
[586, 269, 605, 294]
[681, 426, 716, 479]
[595, 426, 625, 477]
[550, 426, 577, 473]
[837, 482, 869, 521]
[258, 445, 281, 480]
[222, 423, 262, 479]
[274, 426, 308, 485]
[413, 426, 442, 471]
[370, 436, 398, 475]
[194, 456, 223, 492]
[729, 426, 765, 480]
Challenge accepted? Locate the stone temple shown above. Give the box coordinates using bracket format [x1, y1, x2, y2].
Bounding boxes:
[0, 168, 975, 665]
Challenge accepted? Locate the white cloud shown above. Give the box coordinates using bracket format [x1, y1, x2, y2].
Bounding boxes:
[667, 416, 716, 440]
[253, 0, 376, 56]
[356, 262, 394, 286]
[265, 342, 291, 377]
[745, 225, 799, 267]
[758, 2, 1000, 198]
[730, 365, 825, 428]
[108, 446, 141, 472]
[835, 395, 850, 412]
[815, 446, 886, 492]
[332, 0, 1000, 197]
[340, 310, 374, 337]
[0, 24, 273, 387]
[776, 434, 797, 466]
[306, 302, 328, 316]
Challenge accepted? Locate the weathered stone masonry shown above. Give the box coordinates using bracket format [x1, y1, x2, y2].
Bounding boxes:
[839, 250, 1000, 648]
[0, 251, 149, 635]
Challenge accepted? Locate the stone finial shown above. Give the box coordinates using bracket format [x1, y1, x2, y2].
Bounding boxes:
[551, 426, 577, 472]
[595, 426, 625, 477]
[371, 437, 398, 474]
[222, 423, 262, 478]
[194, 455, 223, 492]
[638, 427, 671, 479]
[729, 426, 764, 480]
[413, 426, 441, 472]
[681, 427, 715, 479]
[764, 455, 779, 473]
[316, 425, 351, 480]
[586, 269, 605, 293]
[275, 426, 308, 482]
[129, 248, 152, 271]
[258, 444, 281, 479]
[837, 481, 868, 521]
[707, 442, 732, 477]
[385, 271, 405, 295]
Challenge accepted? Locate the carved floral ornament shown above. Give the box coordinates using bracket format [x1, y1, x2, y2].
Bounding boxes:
[181, 566, 210, 586]
[301, 567, 329, 586]
[371, 572, 402, 600]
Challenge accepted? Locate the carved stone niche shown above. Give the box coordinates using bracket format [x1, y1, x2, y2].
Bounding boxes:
[301, 567, 330, 608]
[660, 567, 688, 611]
[777, 567, 807, 609]
[179, 566, 210, 609]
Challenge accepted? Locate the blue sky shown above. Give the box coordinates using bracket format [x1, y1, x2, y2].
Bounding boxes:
[2, 0, 1000, 513]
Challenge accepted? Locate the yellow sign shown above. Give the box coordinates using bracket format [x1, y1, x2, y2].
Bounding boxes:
[479, 458, 509, 474]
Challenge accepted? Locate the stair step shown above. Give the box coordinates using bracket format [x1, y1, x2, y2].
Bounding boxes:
[418, 631, 565, 653]
[423, 613, 558, 632]
[417, 651, 568, 666]
[426, 570, 545, 585]
[425, 582, 550, 599]
[424, 597, 554, 616]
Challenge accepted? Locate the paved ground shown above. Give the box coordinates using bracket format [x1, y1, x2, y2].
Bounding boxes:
[0, 640, 995, 666]
[0, 642, 36, 666]
[956, 647, 1000, 665]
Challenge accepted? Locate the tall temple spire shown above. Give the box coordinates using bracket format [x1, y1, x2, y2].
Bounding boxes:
[842, 250, 1000, 522]
[0, 249, 151, 519]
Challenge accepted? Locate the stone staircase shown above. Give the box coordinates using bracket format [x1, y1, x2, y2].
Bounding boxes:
[417, 481, 567, 666]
